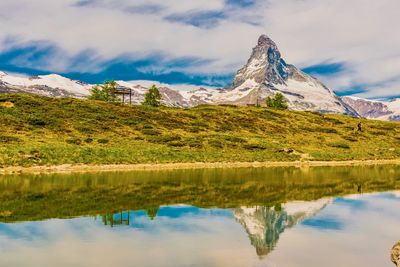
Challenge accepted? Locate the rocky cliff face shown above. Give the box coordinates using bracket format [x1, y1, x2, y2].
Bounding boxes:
[233, 35, 288, 87]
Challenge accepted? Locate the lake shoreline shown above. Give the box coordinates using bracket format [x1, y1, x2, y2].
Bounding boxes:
[1, 159, 400, 175]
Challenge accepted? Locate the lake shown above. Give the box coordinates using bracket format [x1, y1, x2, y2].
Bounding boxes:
[0, 165, 399, 267]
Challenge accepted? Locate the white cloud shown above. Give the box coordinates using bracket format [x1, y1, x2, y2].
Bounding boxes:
[0, 0, 399, 98]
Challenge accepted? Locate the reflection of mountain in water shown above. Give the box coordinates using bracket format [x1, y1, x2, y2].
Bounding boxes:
[233, 198, 332, 257]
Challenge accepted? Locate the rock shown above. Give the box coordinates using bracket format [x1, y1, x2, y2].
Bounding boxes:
[392, 241, 400, 266]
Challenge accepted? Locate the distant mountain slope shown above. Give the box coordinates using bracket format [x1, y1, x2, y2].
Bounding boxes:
[342, 96, 400, 121]
[0, 72, 90, 98]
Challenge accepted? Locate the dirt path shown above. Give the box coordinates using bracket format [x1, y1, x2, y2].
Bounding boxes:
[1, 159, 400, 175]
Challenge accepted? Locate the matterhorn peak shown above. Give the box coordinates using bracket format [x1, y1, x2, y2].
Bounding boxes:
[232, 34, 287, 87]
[257, 34, 278, 49]
[230, 34, 358, 115]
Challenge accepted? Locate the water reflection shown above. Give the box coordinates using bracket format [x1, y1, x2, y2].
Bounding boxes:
[1, 165, 399, 223]
[233, 198, 331, 257]
[97, 198, 333, 258]
[0, 165, 399, 266]
[0, 192, 399, 267]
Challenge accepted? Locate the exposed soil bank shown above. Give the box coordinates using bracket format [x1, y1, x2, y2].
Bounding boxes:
[1, 159, 400, 175]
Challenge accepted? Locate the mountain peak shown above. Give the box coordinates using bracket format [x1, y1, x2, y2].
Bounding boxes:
[231, 34, 358, 115]
[232, 34, 286, 88]
[257, 34, 277, 48]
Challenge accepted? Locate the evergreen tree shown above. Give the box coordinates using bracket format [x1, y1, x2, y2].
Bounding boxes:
[146, 207, 159, 220]
[89, 80, 119, 103]
[266, 93, 288, 109]
[143, 85, 162, 107]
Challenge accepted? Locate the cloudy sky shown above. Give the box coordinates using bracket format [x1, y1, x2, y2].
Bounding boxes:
[0, 0, 399, 99]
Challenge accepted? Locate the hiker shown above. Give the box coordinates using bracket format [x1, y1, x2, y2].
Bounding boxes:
[357, 184, 362, 194]
[357, 122, 363, 132]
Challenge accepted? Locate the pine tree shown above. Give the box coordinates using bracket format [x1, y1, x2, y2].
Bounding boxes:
[143, 85, 162, 107]
[266, 92, 288, 109]
[89, 80, 119, 103]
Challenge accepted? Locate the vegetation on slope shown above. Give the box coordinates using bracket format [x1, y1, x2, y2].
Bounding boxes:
[0, 93, 400, 167]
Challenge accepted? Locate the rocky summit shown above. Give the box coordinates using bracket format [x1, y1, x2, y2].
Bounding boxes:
[1, 35, 399, 119]
[230, 35, 357, 115]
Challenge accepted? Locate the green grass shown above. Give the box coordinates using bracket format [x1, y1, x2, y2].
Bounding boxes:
[1, 93, 400, 167]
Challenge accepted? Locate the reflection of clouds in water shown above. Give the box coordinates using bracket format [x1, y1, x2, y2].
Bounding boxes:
[0, 192, 399, 267]
[265, 191, 400, 267]
[0, 207, 264, 267]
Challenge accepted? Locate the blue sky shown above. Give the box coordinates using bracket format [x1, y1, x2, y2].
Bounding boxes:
[0, 0, 399, 98]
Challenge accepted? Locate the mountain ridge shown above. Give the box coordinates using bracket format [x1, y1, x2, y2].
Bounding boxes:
[342, 96, 400, 121]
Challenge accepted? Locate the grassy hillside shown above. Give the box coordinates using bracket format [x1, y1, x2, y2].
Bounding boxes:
[0, 93, 400, 167]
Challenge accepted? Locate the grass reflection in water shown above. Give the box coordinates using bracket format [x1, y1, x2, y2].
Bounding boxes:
[0, 165, 399, 223]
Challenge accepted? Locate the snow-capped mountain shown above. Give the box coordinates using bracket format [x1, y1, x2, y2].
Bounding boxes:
[342, 96, 400, 121]
[233, 198, 332, 257]
[229, 35, 357, 115]
[0, 72, 91, 98]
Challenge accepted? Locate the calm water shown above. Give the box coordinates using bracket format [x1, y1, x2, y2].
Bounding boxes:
[0, 165, 399, 267]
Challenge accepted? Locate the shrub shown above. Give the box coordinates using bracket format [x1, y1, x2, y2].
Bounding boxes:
[0, 135, 21, 143]
[343, 136, 358, 142]
[224, 136, 246, 143]
[318, 127, 338, 134]
[27, 116, 46, 127]
[158, 135, 182, 143]
[66, 138, 82, 145]
[187, 139, 203, 148]
[143, 85, 162, 107]
[208, 140, 224, 148]
[89, 81, 120, 103]
[84, 138, 94, 143]
[188, 126, 201, 133]
[167, 141, 185, 147]
[266, 93, 288, 109]
[216, 123, 234, 132]
[147, 134, 182, 144]
[76, 127, 96, 134]
[243, 143, 267, 150]
[142, 129, 160, 136]
[97, 138, 110, 144]
[330, 142, 350, 149]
